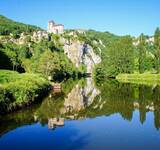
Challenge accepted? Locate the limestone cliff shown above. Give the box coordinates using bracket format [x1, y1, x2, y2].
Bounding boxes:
[62, 31, 101, 74]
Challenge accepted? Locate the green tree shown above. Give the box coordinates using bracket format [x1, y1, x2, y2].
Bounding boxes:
[106, 36, 134, 77]
[19, 45, 32, 59]
[154, 28, 160, 73]
[37, 50, 61, 77]
[2, 43, 20, 71]
[138, 34, 146, 73]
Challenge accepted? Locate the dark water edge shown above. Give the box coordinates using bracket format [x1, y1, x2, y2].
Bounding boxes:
[0, 78, 160, 150]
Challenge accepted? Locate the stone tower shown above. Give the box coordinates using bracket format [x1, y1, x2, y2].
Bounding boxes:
[48, 20, 64, 34]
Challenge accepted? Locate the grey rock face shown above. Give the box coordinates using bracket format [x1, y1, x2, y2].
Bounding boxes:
[63, 36, 101, 74]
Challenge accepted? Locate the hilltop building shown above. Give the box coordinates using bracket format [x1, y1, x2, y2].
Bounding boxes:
[47, 20, 64, 34]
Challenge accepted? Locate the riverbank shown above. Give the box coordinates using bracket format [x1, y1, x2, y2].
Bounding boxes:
[116, 73, 160, 85]
[0, 70, 50, 115]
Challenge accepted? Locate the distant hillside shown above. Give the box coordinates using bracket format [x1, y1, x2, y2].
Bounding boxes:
[86, 30, 121, 46]
[0, 15, 42, 35]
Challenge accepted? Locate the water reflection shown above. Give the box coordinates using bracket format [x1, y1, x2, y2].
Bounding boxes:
[97, 80, 160, 129]
[1, 79, 160, 136]
[35, 78, 100, 129]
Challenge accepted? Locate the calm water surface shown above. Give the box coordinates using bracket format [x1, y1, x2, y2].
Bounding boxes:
[0, 78, 160, 150]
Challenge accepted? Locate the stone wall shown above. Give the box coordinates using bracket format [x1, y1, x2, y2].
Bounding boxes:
[48, 21, 64, 34]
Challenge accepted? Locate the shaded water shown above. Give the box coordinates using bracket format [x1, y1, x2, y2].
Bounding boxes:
[0, 78, 160, 150]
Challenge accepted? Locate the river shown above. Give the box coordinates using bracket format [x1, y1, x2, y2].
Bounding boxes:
[0, 78, 160, 150]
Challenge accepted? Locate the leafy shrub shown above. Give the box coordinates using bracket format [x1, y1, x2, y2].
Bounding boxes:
[0, 70, 50, 114]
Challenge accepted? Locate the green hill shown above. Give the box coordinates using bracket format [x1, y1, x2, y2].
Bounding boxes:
[86, 30, 120, 47]
[0, 15, 42, 35]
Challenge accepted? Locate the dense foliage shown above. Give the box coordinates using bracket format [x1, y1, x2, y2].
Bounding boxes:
[105, 36, 134, 77]
[0, 70, 50, 114]
[87, 28, 160, 78]
[138, 34, 147, 73]
[0, 35, 80, 81]
[154, 28, 160, 73]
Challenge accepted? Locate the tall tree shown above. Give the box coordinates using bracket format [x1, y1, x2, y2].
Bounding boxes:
[37, 50, 61, 77]
[138, 33, 146, 73]
[154, 27, 160, 73]
[106, 36, 134, 77]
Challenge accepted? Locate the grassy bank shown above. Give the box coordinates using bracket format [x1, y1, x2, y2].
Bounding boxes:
[116, 73, 160, 85]
[0, 70, 50, 114]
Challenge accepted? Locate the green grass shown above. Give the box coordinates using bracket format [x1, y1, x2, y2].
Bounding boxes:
[0, 70, 50, 114]
[116, 73, 160, 85]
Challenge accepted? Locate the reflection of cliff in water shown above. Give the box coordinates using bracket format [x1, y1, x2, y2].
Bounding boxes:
[36, 78, 101, 129]
[1, 79, 160, 136]
[63, 78, 100, 113]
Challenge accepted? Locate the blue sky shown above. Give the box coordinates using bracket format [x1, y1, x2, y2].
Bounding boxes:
[0, 0, 159, 36]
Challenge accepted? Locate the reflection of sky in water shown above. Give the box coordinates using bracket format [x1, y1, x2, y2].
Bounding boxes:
[1, 111, 160, 150]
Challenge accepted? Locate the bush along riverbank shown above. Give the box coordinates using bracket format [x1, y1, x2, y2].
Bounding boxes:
[116, 73, 160, 85]
[0, 70, 51, 115]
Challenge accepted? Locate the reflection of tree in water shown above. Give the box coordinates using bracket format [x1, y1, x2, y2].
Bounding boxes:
[81, 80, 135, 121]
[98, 81, 160, 129]
[0, 104, 40, 136]
[152, 86, 160, 129]
[35, 92, 66, 126]
[1, 79, 160, 136]
[104, 82, 135, 121]
[139, 85, 149, 124]
[80, 80, 160, 129]
[136, 84, 160, 129]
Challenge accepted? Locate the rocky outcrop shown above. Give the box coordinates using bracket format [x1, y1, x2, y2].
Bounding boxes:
[83, 45, 101, 73]
[63, 40, 83, 67]
[63, 32, 101, 73]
